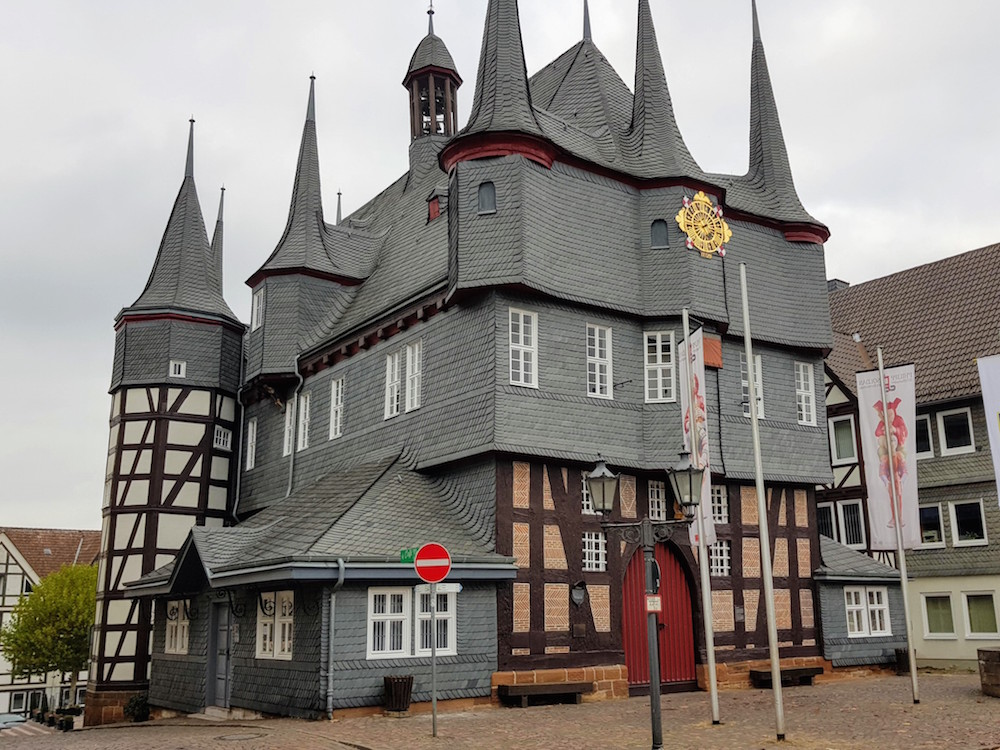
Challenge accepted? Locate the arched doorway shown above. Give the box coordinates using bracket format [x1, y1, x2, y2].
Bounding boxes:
[621, 541, 697, 690]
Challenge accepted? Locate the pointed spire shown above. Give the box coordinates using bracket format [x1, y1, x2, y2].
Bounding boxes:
[336, 190, 342, 225]
[626, 0, 704, 180]
[256, 76, 337, 277]
[128, 122, 237, 322]
[462, 0, 542, 138]
[428, 0, 435, 35]
[744, 0, 814, 221]
[583, 0, 592, 42]
[210, 186, 225, 292]
[185, 118, 195, 178]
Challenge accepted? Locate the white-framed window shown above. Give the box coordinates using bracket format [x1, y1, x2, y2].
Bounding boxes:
[582, 531, 607, 572]
[838, 499, 866, 549]
[283, 400, 295, 457]
[648, 480, 667, 521]
[711, 485, 729, 524]
[330, 378, 344, 439]
[251, 288, 264, 331]
[644, 331, 675, 403]
[740, 352, 764, 418]
[256, 591, 293, 660]
[829, 415, 857, 465]
[918, 504, 945, 548]
[10, 691, 25, 712]
[417, 589, 457, 656]
[406, 340, 422, 412]
[368, 588, 411, 659]
[587, 324, 613, 399]
[915, 414, 934, 458]
[297, 391, 311, 451]
[709, 540, 731, 577]
[922, 593, 955, 638]
[937, 407, 975, 456]
[844, 586, 891, 637]
[245, 417, 257, 470]
[949, 499, 988, 546]
[165, 600, 189, 655]
[509, 308, 538, 388]
[817, 500, 865, 548]
[794, 361, 816, 425]
[213, 425, 232, 451]
[384, 351, 401, 419]
[581, 471, 596, 515]
[963, 592, 999, 638]
[169, 360, 187, 379]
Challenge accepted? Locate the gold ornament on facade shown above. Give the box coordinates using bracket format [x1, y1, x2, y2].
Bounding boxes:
[675, 191, 732, 259]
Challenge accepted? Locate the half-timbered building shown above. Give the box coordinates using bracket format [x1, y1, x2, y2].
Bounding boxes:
[92, 0, 839, 721]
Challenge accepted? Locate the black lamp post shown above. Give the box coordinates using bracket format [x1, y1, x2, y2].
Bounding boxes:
[588, 453, 703, 750]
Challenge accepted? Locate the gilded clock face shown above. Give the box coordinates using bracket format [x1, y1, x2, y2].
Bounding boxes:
[675, 191, 732, 259]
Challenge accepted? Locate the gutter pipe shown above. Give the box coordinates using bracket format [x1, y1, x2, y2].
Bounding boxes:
[326, 558, 346, 719]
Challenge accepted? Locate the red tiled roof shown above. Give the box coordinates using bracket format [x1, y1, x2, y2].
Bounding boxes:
[0, 527, 101, 580]
[829, 243, 1000, 403]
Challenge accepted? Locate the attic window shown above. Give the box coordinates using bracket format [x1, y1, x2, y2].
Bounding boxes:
[478, 182, 497, 215]
[43, 548, 51, 555]
[428, 197, 441, 222]
[169, 360, 187, 378]
[651, 220, 669, 249]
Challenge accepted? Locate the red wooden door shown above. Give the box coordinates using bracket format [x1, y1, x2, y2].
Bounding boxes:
[621, 542, 696, 687]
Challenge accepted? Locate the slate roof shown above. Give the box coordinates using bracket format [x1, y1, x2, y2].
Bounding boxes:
[815, 535, 901, 582]
[406, 9, 458, 81]
[130, 449, 512, 592]
[0, 527, 101, 580]
[126, 121, 239, 323]
[829, 243, 1000, 403]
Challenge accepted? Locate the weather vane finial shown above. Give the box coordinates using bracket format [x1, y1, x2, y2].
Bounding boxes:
[428, 0, 435, 35]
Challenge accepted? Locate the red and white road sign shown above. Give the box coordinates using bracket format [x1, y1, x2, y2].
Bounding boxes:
[414, 542, 451, 584]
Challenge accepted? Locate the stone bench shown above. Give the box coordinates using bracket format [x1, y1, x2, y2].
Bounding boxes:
[497, 681, 593, 708]
[749, 667, 823, 689]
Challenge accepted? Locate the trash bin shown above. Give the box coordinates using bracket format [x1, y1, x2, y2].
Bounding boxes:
[383, 675, 414, 712]
[894, 648, 909, 675]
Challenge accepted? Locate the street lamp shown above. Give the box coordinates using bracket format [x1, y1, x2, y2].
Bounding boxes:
[587, 453, 701, 750]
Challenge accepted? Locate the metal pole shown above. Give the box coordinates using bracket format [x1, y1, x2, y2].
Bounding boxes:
[683, 308, 720, 725]
[431, 582, 438, 737]
[876, 347, 920, 704]
[642, 518, 664, 750]
[740, 263, 786, 741]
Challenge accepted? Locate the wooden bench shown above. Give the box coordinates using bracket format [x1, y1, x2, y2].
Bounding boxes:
[749, 667, 823, 689]
[497, 682, 593, 708]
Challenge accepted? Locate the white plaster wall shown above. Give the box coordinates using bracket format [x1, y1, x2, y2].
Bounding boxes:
[167, 422, 205, 447]
[908, 574, 1000, 665]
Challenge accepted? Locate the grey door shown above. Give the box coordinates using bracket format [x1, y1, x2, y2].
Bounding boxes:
[208, 602, 231, 708]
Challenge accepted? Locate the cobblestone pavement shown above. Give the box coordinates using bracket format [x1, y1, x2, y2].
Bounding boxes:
[2, 673, 997, 749]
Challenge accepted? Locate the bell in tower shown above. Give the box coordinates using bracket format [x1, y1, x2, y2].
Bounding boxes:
[403, 3, 462, 140]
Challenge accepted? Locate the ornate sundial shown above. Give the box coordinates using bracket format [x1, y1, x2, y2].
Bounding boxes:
[675, 191, 732, 259]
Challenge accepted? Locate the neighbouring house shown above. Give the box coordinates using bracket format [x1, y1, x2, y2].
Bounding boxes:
[90, 0, 837, 722]
[825, 244, 1000, 669]
[0, 527, 101, 714]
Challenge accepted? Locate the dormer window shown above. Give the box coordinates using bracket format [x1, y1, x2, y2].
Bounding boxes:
[428, 197, 441, 222]
[169, 360, 187, 378]
[651, 220, 669, 249]
[478, 182, 497, 215]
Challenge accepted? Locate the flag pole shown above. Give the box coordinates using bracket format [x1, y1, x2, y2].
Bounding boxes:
[740, 264, 785, 740]
[876, 346, 920, 704]
[683, 308, 720, 725]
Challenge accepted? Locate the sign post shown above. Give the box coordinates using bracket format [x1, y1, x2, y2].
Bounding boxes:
[414, 543, 451, 738]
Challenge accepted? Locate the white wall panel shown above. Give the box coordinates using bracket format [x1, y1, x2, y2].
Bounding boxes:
[166, 481, 200, 508]
[211, 457, 230, 481]
[167, 422, 204, 447]
[119, 479, 150, 506]
[178, 391, 212, 417]
[157, 514, 196, 550]
[208, 486, 228, 511]
[123, 420, 152, 445]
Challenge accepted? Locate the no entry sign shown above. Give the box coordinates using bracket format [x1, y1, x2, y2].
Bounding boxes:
[414, 542, 451, 584]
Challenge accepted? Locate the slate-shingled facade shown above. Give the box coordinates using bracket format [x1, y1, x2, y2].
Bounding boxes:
[98, 0, 839, 721]
[825, 245, 1000, 668]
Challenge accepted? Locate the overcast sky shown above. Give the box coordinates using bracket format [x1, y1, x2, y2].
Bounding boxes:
[2, 0, 998, 530]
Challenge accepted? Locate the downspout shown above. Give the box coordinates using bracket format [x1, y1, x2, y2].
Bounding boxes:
[326, 559, 346, 719]
[231, 350, 248, 522]
[286, 354, 305, 498]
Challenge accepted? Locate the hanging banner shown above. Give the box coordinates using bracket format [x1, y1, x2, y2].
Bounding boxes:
[856, 364, 919, 550]
[976, 354, 1000, 508]
[680, 328, 716, 547]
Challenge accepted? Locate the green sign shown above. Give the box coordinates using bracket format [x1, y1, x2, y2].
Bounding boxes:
[400, 547, 418, 564]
